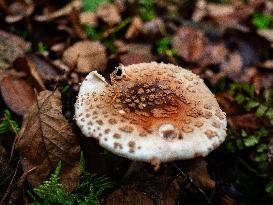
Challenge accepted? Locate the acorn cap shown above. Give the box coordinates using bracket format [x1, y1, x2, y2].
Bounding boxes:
[75, 62, 227, 163]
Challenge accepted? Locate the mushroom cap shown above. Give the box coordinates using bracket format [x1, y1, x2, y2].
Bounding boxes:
[75, 62, 227, 163]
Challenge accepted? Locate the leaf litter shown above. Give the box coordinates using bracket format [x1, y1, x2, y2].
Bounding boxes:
[16, 90, 81, 192]
[0, 0, 273, 204]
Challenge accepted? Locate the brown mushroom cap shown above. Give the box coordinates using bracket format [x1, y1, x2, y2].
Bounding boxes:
[75, 62, 227, 163]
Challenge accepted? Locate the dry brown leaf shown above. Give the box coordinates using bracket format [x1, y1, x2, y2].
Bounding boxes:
[125, 16, 143, 39]
[259, 59, 273, 70]
[63, 40, 107, 73]
[97, 3, 121, 26]
[0, 145, 15, 198]
[216, 92, 241, 116]
[118, 43, 155, 65]
[258, 29, 273, 48]
[0, 76, 36, 116]
[16, 90, 81, 192]
[172, 27, 206, 62]
[253, 72, 273, 90]
[142, 18, 165, 37]
[223, 52, 243, 75]
[207, 3, 235, 19]
[5, 1, 34, 23]
[105, 186, 155, 205]
[198, 42, 228, 67]
[80, 11, 98, 27]
[160, 178, 181, 205]
[26, 54, 66, 82]
[0, 30, 30, 70]
[196, 0, 264, 29]
[192, 0, 207, 22]
[14, 56, 46, 91]
[131, 174, 184, 205]
[187, 159, 215, 189]
[228, 113, 271, 130]
[69, 8, 87, 40]
[34, 0, 82, 22]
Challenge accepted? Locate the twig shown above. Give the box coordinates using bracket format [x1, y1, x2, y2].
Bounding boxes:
[236, 156, 259, 175]
[5, 113, 20, 161]
[0, 161, 19, 205]
[171, 162, 212, 204]
[207, 186, 216, 205]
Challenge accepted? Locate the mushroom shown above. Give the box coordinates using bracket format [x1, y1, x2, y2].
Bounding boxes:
[75, 62, 227, 168]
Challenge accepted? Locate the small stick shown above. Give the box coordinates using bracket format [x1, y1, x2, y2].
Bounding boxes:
[5, 113, 20, 161]
[171, 162, 211, 204]
[0, 162, 19, 205]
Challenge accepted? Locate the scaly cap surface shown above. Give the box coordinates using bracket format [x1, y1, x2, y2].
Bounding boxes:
[75, 62, 227, 163]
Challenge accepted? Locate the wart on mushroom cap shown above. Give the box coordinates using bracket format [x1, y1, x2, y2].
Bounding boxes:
[75, 62, 227, 163]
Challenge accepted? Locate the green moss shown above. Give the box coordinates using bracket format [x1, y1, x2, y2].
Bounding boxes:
[252, 13, 273, 30]
[38, 42, 48, 53]
[229, 82, 273, 124]
[0, 109, 19, 134]
[156, 38, 176, 57]
[82, 0, 110, 12]
[139, 0, 155, 21]
[226, 82, 273, 198]
[29, 154, 112, 205]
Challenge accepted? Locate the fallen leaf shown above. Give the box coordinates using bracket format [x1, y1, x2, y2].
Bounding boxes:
[0, 30, 30, 70]
[253, 72, 273, 90]
[198, 0, 264, 29]
[216, 92, 242, 116]
[0, 145, 15, 198]
[142, 18, 165, 37]
[198, 41, 228, 67]
[172, 27, 206, 62]
[125, 16, 143, 39]
[5, 1, 34, 23]
[192, 0, 207, 22]
[257, 29, 273, 48]
[69, 8, 87, 40]
[16, 90, 81, 192]
[219, 193, 241, 205]
[14, 56, 47, 91]
[228, 113, 270, 130]
[97, 3, 121, 26]
[207, 3, 235, 19]
[118, 43, 155, 65]
[221, 51, 243, 78]
[105, 186, 155, 205]
[114, 0, 126, 12]
[259, 59, 273, 70]
[50, 42, 66, 54]
[131, 174, 185, 205]
[34, 0, 82, 22]
[26, 54, 65, 82]
[0, 76, 36, 116]
[63, 40, 107, 73]
[80, 11, 98, 27]
[187, 159, 215, 189]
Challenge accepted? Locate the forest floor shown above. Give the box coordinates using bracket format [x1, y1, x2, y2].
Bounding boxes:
[0, 0, 273, 204]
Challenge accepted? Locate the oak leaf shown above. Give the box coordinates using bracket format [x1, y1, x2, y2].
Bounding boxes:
[16, 90, 81, 192]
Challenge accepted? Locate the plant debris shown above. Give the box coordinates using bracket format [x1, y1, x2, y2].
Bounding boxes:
[63, 40, 107, 73]
[0, 0, 273, 204]
[0, 76, 36, 116]
[16, 90, 80, 192]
